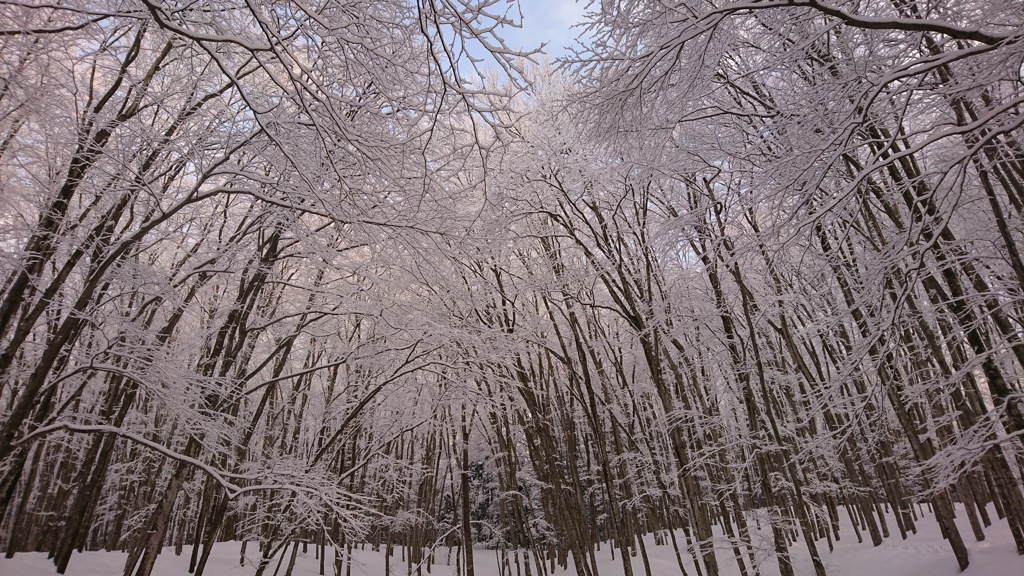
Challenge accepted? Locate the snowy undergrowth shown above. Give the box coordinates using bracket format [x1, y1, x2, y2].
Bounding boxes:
[3, 505, 1020, 576]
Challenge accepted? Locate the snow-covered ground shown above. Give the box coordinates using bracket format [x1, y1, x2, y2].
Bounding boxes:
[3, 505, 1021, 576]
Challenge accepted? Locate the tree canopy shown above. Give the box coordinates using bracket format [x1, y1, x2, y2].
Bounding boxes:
[1, 1, 1023, 575]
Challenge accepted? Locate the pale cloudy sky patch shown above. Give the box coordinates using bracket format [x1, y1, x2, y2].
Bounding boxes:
[500, 0, 588, 58]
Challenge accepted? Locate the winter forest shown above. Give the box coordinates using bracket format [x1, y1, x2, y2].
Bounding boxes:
[1, 1, 1023, 575]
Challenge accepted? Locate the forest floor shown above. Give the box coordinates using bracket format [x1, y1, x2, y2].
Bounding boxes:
[2, 504, 1021, 576]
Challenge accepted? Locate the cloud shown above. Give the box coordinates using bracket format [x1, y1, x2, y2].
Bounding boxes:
[504, 0, 587, 56]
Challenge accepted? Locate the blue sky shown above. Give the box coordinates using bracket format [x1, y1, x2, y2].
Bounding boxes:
[499, 0, 588, 58]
